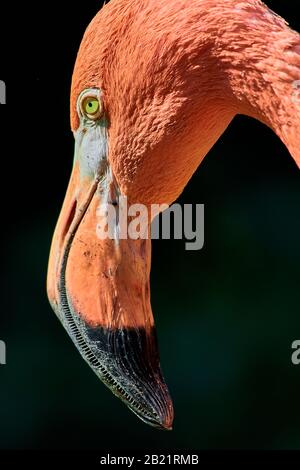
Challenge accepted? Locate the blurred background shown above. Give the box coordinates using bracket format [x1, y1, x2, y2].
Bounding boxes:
[0, 0, 299, 450]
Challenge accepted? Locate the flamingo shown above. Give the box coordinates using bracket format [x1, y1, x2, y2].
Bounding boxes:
[47, 0, 300, 430]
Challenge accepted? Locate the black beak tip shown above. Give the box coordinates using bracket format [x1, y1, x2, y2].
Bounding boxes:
[63, 311, 174, 430]
[130, 395, 174, 431]
[160, 422, 173, 431]
[132, 408, 174, 431]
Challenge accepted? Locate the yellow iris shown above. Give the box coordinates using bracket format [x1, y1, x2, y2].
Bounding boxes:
[83, 97, 101, 118]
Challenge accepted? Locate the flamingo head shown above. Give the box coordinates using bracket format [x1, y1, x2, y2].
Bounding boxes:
[47, 0, 300, 428]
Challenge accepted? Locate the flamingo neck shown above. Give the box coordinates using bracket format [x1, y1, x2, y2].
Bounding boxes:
[212, 3, 300, 167]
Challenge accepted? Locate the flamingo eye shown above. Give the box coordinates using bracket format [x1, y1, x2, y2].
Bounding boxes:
[82, 96, 102, 119]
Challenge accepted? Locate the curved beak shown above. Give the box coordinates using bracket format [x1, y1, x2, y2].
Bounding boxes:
[47, 119, 173, 430]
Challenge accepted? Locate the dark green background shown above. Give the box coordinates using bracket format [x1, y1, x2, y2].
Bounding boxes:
[0, 0, 299, 450]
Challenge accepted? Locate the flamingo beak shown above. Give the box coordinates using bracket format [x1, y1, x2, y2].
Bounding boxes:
[47, 96, 173, 430]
